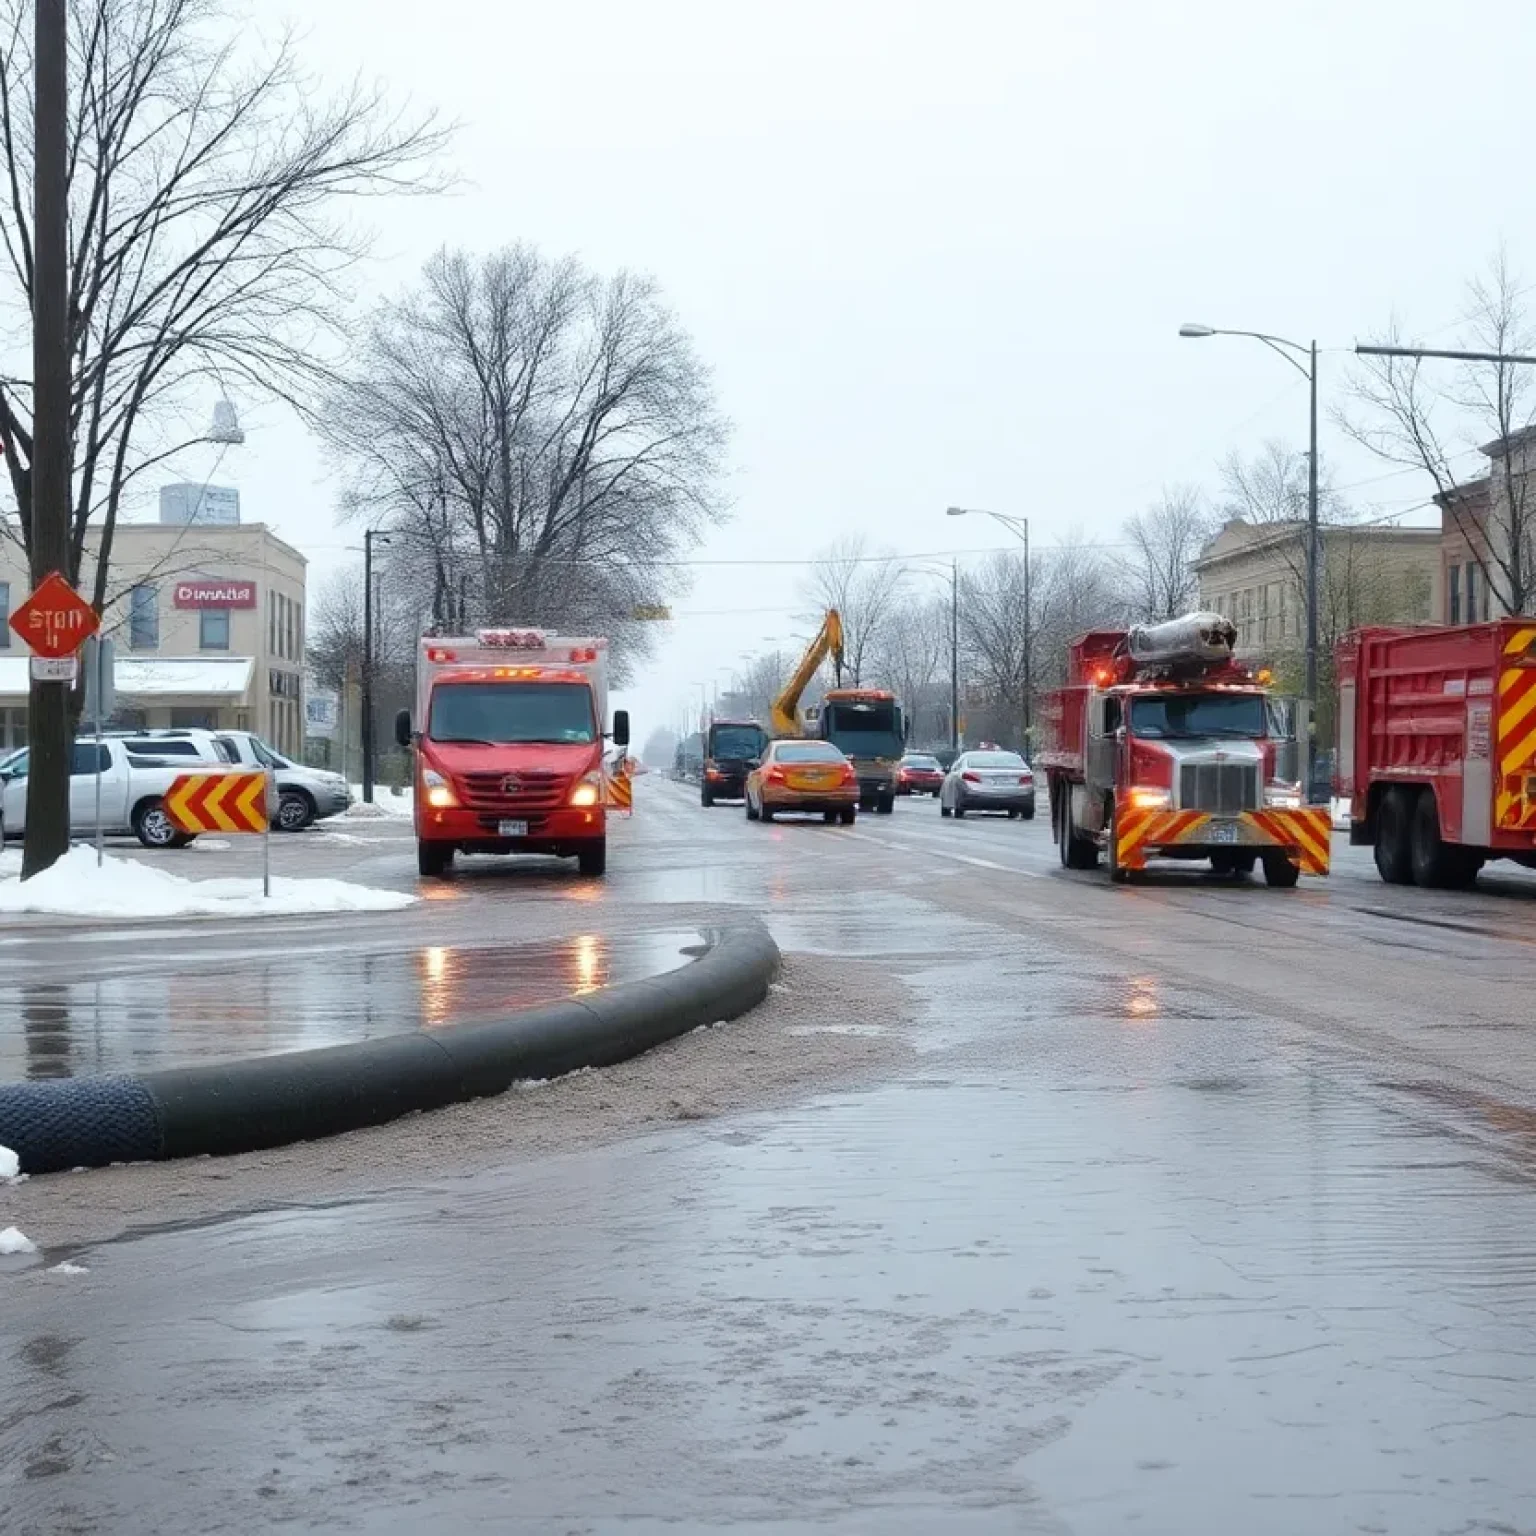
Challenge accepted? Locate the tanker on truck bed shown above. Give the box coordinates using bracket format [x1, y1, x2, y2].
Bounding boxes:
[1338, 620, 1536, 888]
[1038, 612, 1331, 886]
[395, 629, 629, 880]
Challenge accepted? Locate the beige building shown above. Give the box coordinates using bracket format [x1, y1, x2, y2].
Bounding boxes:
[1, 520, 307, 756]
[1194, 518, 1439, 656]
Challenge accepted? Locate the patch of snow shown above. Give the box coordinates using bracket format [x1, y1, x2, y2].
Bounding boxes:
[346, 786, 413, 819]
[0, 848, 19, 878]
[49, 1261, 89, 1276]
[0, 1226, 37, 1255]
[0, 845, 416, 920]
[0, 1145, 17, 1179]
[189, 839, 232, 853]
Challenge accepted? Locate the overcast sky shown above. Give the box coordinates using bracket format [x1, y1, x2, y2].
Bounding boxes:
[223, 0, 1536, 738]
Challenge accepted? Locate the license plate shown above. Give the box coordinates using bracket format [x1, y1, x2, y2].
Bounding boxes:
[1208, 821, 1239, 844]
[498, 819, 528, 837]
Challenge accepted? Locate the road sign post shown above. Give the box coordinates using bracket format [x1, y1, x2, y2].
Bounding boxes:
[82, 636, 115, 869]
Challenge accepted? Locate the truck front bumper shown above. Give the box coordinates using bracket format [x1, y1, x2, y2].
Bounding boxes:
[417, 804, 606, 856]
[1115, 803, 1332, 875]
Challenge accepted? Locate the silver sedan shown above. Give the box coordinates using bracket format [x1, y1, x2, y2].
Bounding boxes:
[940, 750, 1036, 820]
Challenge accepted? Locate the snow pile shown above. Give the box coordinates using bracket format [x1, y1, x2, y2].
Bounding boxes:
[0, 1226, 37, 1255]
[346, 786, 413, 820]
[0, 1145, 18, 1180]
[0, 845, 416, 920]
[50, 1262, 88, 1276]
[0, 848, 18, 878]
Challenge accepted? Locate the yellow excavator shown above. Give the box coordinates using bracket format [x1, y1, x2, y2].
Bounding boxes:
[770, 609, 844, 737]
[771, 610, 905, 814]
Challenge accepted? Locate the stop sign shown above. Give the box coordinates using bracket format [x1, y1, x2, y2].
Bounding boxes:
[8, 571, 100, 658]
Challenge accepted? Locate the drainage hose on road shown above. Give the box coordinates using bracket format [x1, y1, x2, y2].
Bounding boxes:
[0, 924, 779, 1175]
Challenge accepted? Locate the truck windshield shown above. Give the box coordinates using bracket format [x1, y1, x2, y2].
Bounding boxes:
[1131, 693, 1266, 740]
[709, 724, 767, 760]
[822, 703, 904, 760]
[429, 682, 595, 744]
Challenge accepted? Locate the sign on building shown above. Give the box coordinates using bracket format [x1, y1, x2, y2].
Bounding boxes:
[159, 483, 241, 526]
[174, 579, 257, 609]
[306, 690, 339, 740]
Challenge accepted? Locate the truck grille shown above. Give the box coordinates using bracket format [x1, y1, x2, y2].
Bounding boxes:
[1179, 761, 1259, 815]
[460, 769, 567, 812]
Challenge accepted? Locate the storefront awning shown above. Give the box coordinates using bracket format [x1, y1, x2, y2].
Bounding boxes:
[0, 655, 254, 703]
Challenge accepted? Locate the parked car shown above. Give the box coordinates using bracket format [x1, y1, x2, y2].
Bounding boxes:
[940, 750, 1036, 820]
[897, 752, 945, 796]
[0, 739, 214, 848]
[744, 739, 859, 824]
[113, 729, 350, 831]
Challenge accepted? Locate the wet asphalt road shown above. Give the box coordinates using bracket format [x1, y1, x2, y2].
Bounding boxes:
[5, 780, 1536, 1534]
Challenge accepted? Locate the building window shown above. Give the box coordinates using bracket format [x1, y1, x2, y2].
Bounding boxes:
[129, 584, 158, 650]
[1466, 563, 1479, 624]
[200, 607, 230, 650]
[1449, 564, 1461, 624]
[0, 580, 8, 648]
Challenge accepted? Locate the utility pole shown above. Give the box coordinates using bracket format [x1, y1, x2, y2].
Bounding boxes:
[361, 529, 389, 805]
[949, 559, 959, 754]
[23, 0, 71, 878]
[1021, 517, 1033, 751]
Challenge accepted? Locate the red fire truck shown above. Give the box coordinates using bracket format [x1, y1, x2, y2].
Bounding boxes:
[1039, 613, 1332, 886]
[395, 629, 629, 879]
[1337, 620, 1536, 887]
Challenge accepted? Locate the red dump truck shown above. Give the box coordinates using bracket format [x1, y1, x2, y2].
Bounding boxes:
[1039, 613, 1331, 886]
[1337, 620, 1536, 887]
[395, 629, 629, 880]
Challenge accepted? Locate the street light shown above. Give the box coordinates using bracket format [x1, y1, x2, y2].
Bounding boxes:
[1181, 322, 1320, 795]
[361, 528, 392, 805]
[911, 559, 961, 754]
[947, 506, 1032, 749]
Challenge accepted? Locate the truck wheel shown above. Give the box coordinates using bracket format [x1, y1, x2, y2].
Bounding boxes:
[761, 803, 775, 823]
[417, 841, 453, 878]
[940, 799, 952, 818]
[1057, 789, 1098, 870]
[1262, 852, 1301, 888]
[877, 794, 894, 814]
[1211, 851, 1256, 878]
[577, 841, 607, 878]
[839, 806, 856, 825]
[134, 799, 193, 850]
[1410, 788, 1478, 889]
[745, 790, 760, 821]
[1374, 788, 1415, 885]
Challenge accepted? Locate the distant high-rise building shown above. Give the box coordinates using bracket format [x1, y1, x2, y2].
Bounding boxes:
[159, 483, 240, 527]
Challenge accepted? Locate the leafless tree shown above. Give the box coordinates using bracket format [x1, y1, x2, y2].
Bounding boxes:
[720, 650, 787, 723]
[799, 534, 906, 686]
[0, 0, 447, 611]
[323, 245, 728, 682]
[1116, 486, 1213, 621]
[1344, 249, 1536, 614]
[871, 590, 950, 744]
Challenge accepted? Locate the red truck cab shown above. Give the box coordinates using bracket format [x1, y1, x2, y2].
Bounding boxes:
[394, 629, 629, 879]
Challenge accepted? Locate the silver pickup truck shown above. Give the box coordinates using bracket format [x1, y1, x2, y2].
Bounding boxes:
[0, 739, 212, 848]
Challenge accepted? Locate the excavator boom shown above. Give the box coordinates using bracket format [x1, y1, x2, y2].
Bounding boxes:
[770, 610, 844, 737]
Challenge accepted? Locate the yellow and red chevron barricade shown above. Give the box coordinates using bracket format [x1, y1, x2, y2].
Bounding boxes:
[1114, 796, 1332, 875]
[605, 764, 633, 816]
[165, 770, 269, 835]
[1496, 625, 1536, 833]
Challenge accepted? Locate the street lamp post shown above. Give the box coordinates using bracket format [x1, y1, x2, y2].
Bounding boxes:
[911, 562, 961, 753]
[361, 528, 392, 805]
[946, 507, 1031, 751]
[1180, 324, 1319, 795]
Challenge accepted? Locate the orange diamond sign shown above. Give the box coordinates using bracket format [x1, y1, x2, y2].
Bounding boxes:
[9, 571, 100, 658]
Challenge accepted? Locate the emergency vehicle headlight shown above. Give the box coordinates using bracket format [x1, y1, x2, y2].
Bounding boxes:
[1265, 782, 1302, 809]
[569, 772, 603, 807]
[1128, 787, 1171, 810]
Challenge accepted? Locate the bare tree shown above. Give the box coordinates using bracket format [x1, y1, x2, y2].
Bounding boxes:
[0, 0, 446, 610]
[799, 534, 906, 685]
[1344, 250, 1536, 615]
[323, 245, 728, 682]
[871, 591, 949, 743]
[1116, 486, 1212, 621]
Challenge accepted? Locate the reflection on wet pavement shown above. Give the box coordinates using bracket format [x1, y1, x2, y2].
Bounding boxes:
[0, 930, 696, 1080]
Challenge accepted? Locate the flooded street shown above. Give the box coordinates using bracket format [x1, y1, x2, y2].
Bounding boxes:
[6, 782, 1536, 1533]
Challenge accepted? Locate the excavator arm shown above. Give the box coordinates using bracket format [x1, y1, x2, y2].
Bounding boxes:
[770, 609, 844, 737]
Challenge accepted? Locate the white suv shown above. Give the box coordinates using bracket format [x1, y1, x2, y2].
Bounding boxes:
[113, 729, 351, 831]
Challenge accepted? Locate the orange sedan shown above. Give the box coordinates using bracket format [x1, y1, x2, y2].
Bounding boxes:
[745, 740, 859, 824]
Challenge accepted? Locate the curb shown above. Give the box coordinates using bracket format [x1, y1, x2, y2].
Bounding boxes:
[0, 923, 779, 1175]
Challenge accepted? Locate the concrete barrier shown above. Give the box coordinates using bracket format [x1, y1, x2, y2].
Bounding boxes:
[0, 923, 779, 1175]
